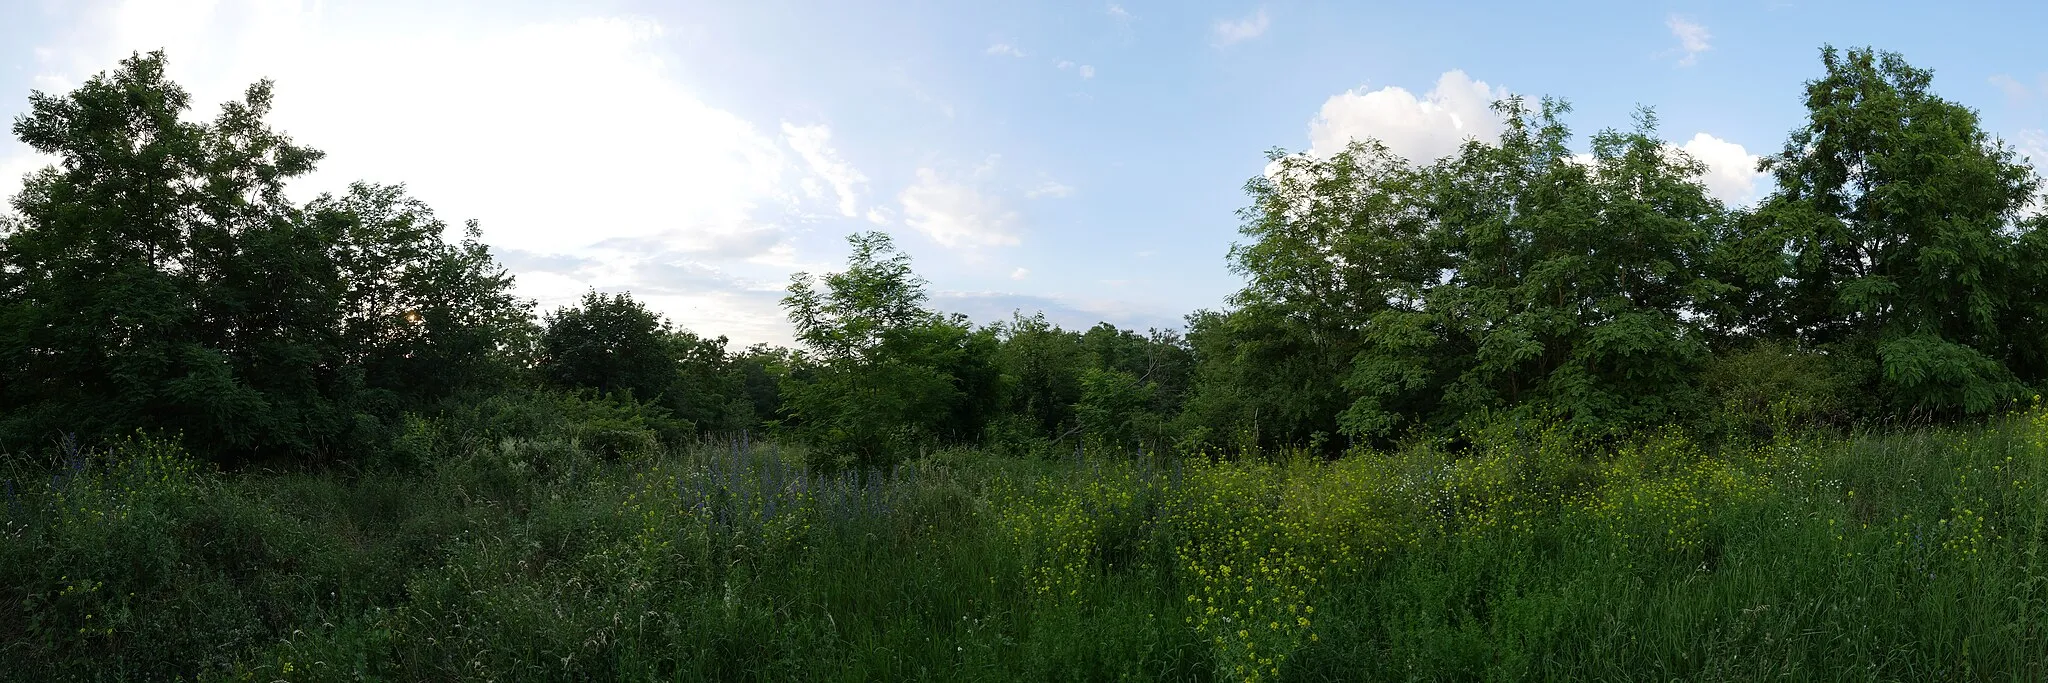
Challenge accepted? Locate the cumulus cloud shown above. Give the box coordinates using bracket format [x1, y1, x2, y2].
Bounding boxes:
[1213, 8, 1269, 46]
[1010, 267, 1030, 280]
[1301, 71, 1768, 205]
[899, 168, 1022, 249]
[1308, 70, 1509, 162]
[986, 43, 1028, 58]
[1667, 15, 1711, 67]
[1674, 133, 1768, 206]
[781, 122, 868, 217]
[1079, 65, 1096, 79]
[1107, 4, 1132, 21]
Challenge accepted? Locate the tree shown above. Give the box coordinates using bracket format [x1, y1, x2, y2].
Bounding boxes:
[993, 312, 1086, 440]
[0, 52, 531, 461]
[1199, 96, 1732, 446]
[1345, 101, 1725, 438]
[1184, 139, 1439, 451]
[308, 183, 537, 410]
[539, 291, 679, 402]
[1737, 46, 2043, 415]
[0, 51, 325, 456]
[780, 231, 1002, 466]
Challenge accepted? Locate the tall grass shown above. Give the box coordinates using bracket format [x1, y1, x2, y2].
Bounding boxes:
[7, 410, 2048, 680]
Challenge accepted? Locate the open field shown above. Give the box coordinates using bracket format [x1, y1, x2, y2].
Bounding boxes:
[9, 412, 2048, 681]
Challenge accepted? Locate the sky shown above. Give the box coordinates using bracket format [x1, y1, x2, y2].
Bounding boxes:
[2, 0, 2045, 347]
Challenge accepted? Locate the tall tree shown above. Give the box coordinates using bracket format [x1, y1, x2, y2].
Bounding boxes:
[781, 231, 1002, 466]
[539, 291, 679, 402]
[0, 52, 531, 460]
[1346, 100, 1726, 437]
[1739, 46, 2042, 414]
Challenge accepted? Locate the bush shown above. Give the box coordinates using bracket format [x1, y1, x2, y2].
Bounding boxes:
[1701, 341, 1854, 438]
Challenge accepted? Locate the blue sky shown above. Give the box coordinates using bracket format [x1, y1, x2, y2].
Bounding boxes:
[3, 0, 2045, 346]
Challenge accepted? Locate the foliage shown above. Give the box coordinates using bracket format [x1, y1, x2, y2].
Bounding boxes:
[16, 43, 2048, 681]
[1699, 340, 1857, 436]
[780, 232, 1004, 468]
[540, 291, 680, 403]
[13, 408, 2048, 679]
[1734, 46, 2044, 415]
[0, 52, 532, 463]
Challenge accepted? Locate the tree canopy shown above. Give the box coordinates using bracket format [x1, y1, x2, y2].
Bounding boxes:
[0, 52, 532, 461]
[3, 46, 2044, 466]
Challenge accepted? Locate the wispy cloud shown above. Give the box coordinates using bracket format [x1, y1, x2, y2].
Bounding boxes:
[780, 122, 868, 217]
[1213, 8, 1270, 46]
[986, 42, 1029, 58]
[899, 167, 1022, 249]
[1667, 15, 1711, 67]
[1026, 180, 1074, 199]
[1991, 74, 2031, 100]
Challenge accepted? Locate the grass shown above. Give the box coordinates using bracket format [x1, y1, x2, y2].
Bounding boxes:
[7, 410, 2048, 681]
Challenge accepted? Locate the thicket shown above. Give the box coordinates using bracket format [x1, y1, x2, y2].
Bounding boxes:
[3, 45, 2048, 680]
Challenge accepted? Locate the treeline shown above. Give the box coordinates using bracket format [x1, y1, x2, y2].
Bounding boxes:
[2, 47, 2044, 468]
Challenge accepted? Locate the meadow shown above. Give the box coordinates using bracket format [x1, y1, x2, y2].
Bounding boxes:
[8, 408, 2048, 681]
[10, 42, 2048, 683]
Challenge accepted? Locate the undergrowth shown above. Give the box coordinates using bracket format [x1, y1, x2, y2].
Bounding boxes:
[7, 410, 2048, 681]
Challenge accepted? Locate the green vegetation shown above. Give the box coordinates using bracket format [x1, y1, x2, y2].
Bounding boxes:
[4, 46, 2048, 680]
[10, 411, 2048, 679]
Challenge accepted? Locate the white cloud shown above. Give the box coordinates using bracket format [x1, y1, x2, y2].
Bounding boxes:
[1991, 74, 2033, 101]
[899, 168, 1022, 248]
[1056, 60, 1074, 70]
[781, 122, 868, 217]
[1667, 15, 1711, 67]
[1079, 65, 1095, 79]
[1010, 267, 1030, 280]
[1026, 180, 1074, 199]
[986, 43, 1028, 58]
[1107, 4, 1131, 20]
[1308, 70, 1509, 162]
[2021, 129, 2047, 168]
[864, 206, 894, 225]
[11, 0, 821, 345]
[1675, 133, 1767, 206]
[1213, 8, 1270, 46]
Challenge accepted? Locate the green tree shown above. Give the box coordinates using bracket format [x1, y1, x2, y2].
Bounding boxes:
[1349, 101, 1725, 437]
[308, 183, 536, 410]
[1737, 46, 2043, 415]
[0, 52, 531, 461]
[780, 231, 1002, 467]
[994, 312, 1087, 440]
[1180, 139, 1438, 451]
[539, 291, 679, 402]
